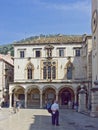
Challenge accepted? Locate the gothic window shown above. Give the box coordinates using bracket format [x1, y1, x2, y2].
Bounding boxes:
[28, 68, 32, 79]
[48, 66, 51, 79]
[43, 66, 47, 79]
[67, 65, 72, 79]
[43, 61, 56, 80]
[26, 63, 34, 79]
[52, 66, 56, 79]
[65, 60, 73, 80]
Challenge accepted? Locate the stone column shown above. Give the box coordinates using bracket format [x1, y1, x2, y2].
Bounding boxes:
[56, 91, 58, 101]
[25, 90, 27, 108]
[78, 87, 86, 112]
[40, 91, 42, 108]
[9, 93, 12, 108]
[90, 81, 98, 117]
[74, 90, 77, 103]
[87, 83, 91, 110]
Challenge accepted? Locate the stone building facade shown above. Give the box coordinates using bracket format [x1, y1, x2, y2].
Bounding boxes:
[9, 35, 92, 109]
[0, 52, 14, 106]
[91, 0, 98, 117]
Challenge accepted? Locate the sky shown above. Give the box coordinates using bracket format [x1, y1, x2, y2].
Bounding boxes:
[0, 0, 91, 45]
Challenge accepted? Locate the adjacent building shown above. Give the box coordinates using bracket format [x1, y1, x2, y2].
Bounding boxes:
[0, 52, 14, 106]
[91, 0, 98, 117]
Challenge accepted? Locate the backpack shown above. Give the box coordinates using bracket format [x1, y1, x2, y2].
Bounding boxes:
[47, 106, 52, 113]
[47, 103, 52, 113]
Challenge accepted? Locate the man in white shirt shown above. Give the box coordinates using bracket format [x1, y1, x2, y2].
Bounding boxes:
[51, 100, 60, 126]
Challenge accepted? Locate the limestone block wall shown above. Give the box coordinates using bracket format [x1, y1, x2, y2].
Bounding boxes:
[0, 61, 3, 98]
[87, 39, 92, 80]
[14, 42, 85, 82]
[0, 61, 3, 89]
[92, 0, 98, 87]
[0, 61, 9, 99]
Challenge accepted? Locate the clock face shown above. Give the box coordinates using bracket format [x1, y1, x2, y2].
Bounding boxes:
[92, 10, 97, 33]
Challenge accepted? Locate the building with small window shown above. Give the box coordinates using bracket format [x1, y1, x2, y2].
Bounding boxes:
[0, 52, 14, 106]
[9, 35, 92, 109]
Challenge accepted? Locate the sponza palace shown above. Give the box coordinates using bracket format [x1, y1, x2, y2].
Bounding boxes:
[1, 0, 98, 118]
[8, 34, 92, 110]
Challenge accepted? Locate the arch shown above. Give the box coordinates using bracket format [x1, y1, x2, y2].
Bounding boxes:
[11, 85, 25, 92]
[11, 85, 25, 107]
[25, 62, 34, 70]
[58, 85, 74, 92]
[58, 87, 74, 106]
[27, 87, 40, 108]
[42, 85, 56, 107]
[26, 85, 40, 92]
[64, 60, 74, 80]
[42, 85, 57, 91]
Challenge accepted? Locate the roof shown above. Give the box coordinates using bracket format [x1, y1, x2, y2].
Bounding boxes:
[14, 35, 84, 45]
[0, 53, 14, 66]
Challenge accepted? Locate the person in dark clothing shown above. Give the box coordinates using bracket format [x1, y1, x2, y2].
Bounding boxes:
[46, 101, 52, 114]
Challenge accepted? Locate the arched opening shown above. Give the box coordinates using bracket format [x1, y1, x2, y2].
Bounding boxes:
[27, 88, 40, 108]
[59, 87, 74, 107]
[12, 87, 25, 107]
[25, 62, 34, 79]
[43, 61, 56, 80]
[64, 59, 74, 80]
[42, 87, 56, 108]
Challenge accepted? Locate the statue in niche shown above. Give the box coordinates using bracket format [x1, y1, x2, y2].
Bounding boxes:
[45, 44, 54, 59]
[47, 48, 52, 57]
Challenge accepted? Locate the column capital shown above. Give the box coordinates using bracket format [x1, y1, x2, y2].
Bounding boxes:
[9, 92, 12, 95]
[40, 89, 43, 95]
[56, 90, 59, 94]
[25, 89, 28, 94]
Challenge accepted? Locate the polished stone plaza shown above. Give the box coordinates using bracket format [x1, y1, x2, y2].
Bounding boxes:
[0, 108, 98, 130]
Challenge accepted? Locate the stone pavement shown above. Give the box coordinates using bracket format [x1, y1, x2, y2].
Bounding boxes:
[0, 108, 98, 130]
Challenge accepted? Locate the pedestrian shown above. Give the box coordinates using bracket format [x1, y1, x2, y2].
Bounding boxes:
[13, 101, 17, 113]
[46, 101, 52, 114]
[72, 101, 74, 109]
[16, 100, 21, 112]
[74, 102, 78, 112]
[51, 100, 60, 126]
[68, 100, 72, 109]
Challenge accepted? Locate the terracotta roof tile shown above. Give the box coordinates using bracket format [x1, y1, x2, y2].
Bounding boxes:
[15, 35, 83, 45]
[0, 53, 13, 65]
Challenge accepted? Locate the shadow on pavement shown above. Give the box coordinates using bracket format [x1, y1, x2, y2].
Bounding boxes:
[29, 113, 62, 130]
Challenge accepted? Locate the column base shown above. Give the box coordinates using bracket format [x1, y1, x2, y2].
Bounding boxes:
[78, 108, 87, 113]
[91, 85, 98, 118]
[90, 111, 98, 117]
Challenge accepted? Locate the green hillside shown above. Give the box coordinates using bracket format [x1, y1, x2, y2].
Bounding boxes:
[0, 44, 14, 56]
